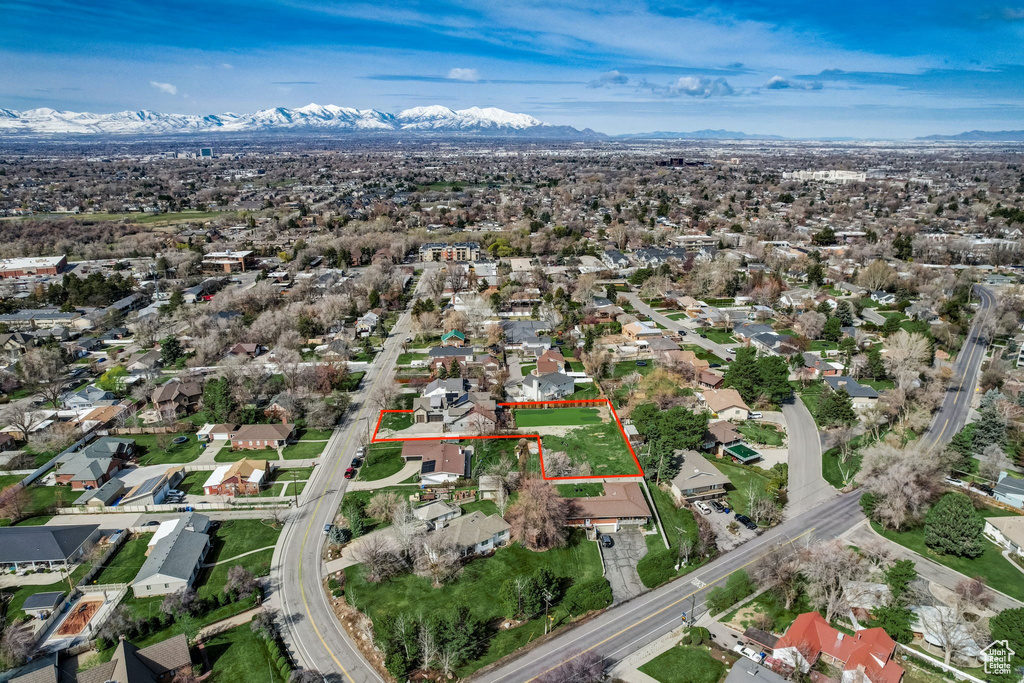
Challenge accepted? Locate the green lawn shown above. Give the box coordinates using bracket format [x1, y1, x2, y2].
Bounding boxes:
[359, 443, 405, 481]
[1, 484, 68, 525]
[793, 381, 825, 420]
[809, 340, 838, 352]
[520, 364, 537, 375]
[638, 645, 726, 683]
[540, 421, 638, 476]
[514, 407, 602, 428]
[380, 412, 414, 431]
[215, 448, 279, 462]
[872, 521, 1024, 601]
[682, 345, 726, 366]
[702, 330, 736, 345]
[117, 594, 260, 650]
[177, 471, 210, 495]
[345, 530, 604, 677]
[610, 361, 657, 378]
[637, 485, 701, 588]
[822, 448, 862, 489]
[861, 379, 896, 391]
[557, 483, 605, 497]
[205, 623, 286, 683]
[711, 459, 773, 518]
[397, 352, 428, 365]
[294, 428, 333, 440]
[0, 474, 24, 492]
[567, 385, 602, 400]
[281, 440, 327, 460]
[133, 433, 204, 465]
[92, 533, 154, 585]
[467, 438, 519, 474]
[737, 422, 784, 446]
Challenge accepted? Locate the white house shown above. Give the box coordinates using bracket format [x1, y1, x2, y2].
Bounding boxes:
[984, 515, 1024, 557]
[521, 372, 575, 401]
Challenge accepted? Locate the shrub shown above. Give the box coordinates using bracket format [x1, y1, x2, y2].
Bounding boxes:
[687, 626, 710, 646]
[564, 578, 612, 615]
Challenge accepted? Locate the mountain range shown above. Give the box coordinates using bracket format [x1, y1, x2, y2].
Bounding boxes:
[0, 103, 602, 138]
[915, 130, 1024, 142]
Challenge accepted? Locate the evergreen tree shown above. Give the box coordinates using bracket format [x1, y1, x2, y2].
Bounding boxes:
[867, 346, 886, 379]
[882, 315, 901, 336]
[160, 336, 183, 365]
[973, 403, 1006, 455]
[368, 288, 381, 309]
[873, 605, 914, 643]
[924, 492, 984, 558]
[723, 347, 760, 403]
[988, 608, 1024, 683]
[756, 355, 793, 404]
[816, 387, 857, 427]
[823, 316, 842, 342]
[202, 377, 237, 422]
[884, 559, 917, 601]
[835, 300, 855, 326]
[449, 358, 462, 378]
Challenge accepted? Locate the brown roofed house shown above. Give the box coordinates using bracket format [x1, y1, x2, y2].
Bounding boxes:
[564, 482, 652, 531]
[151, 381, 202, 417]
[401, 441, 468, 484]
[77, 633, 192, 683]
[698, 370, 724, 389]
[230, 423, 294, 450]
[698, 388, 750, 421]
[535, 348, 568, 375]
[704, 420, 743, 456]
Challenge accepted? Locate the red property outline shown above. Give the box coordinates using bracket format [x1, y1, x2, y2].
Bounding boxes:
[371, 397, 644, 481]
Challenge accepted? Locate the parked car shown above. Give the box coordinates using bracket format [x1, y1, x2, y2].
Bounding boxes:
[600, 534, 614, 548]
[678, 330, 687, 336]
[711, 501, 727, 513]
[351, 457, 363, 467]
[635, 360, 647, 366]
[709, 363, 721, 368]
[733, 644, 762, 662]
[143, 520, 160, 526]
[971, 482, 995, 496]
[344, 467, 356, 479]
[323, 524, 333, 535]
[734, 513, 758, 531]
[945, 476, 964, 486]
[694, 501, 712, 515]
[725, 357, 733, 362]
[750, 411, 763, 419]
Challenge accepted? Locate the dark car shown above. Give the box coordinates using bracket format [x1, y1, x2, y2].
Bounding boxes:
[678, 330, 687, 336]
[635, 360, 647, 366]
[600, 534, 614, 548]
[734, 513, 757, 530]
[709, 363, 721, 368]
[143, 520, 160, 526]
[971, 482, 995, 496]
[351, 457, 363, 468]
[344, 467, 356, 479]
[725, 357, 733, 362]
[710, 501, 727, 513]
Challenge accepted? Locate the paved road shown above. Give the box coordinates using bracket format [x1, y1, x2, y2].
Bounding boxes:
[621, 293, 736, 360]
[781, 397, 835, 518]
[918, 285, 996, 452]
[476, 492, 865, 683]
[272, 265, 435, 683]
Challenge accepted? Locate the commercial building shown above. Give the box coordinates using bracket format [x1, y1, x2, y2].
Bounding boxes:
[0, 255, 67, 278]
[419, 242, 481, 262]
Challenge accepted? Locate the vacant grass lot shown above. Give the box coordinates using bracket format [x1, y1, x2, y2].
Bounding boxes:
[205, 623, 286, 683]
[345, 531, 603, 677]
[681, 345, 727, 366]
[610, 361, 657, 378]
[1, 484, 67, 526]
[133, 433, 203, 465]
[541, 421, 638, 476]
[702, 330, 735, 345]
[380, 411, 414, 431]
[359, 443, 405, 481]
[871, 521, 1024, 601]
[557, 483, 605, 497]
[638, 645, 726, 683]
[637, 485, 701, 588]
[514, 407, 602, 428]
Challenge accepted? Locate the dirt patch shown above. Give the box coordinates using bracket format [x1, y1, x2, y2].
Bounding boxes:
[56, 600, 101, 636]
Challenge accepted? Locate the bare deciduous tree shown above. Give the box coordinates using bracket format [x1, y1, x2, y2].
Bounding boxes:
[856, 442, 944, 530]
[800, 540, 861, 623]
[414, 532, 462, 588]
[506, 477, 572, 551]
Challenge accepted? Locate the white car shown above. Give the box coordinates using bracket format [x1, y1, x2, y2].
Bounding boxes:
[694, 501, 712, 515]
[749, 412, 763, 419]
[733, 644, 761, 662]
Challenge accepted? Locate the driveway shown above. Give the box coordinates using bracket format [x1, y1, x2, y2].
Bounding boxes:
[601, 530, 648, 603]
[701, 506, 758, 551]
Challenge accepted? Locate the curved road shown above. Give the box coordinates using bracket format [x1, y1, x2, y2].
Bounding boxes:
[272, 281, 996, 682]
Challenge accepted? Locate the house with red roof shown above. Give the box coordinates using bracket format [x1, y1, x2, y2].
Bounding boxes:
[774, 612, 904, 683]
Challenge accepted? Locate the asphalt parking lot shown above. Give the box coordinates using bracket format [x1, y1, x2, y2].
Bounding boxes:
[695, 502, 759, 551]
[600, 529, 648, 603]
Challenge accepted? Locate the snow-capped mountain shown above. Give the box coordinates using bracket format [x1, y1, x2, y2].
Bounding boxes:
[0, 103, 599, 138]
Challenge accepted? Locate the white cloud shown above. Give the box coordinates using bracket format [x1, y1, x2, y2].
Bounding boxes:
[446, 68, 480, 81]
[649, 76, 734, 97]
[149, 81, 178, 95]
[588, 70, 630, 88]
[221, 63, 234, 70]
[765, 75, 822, 90]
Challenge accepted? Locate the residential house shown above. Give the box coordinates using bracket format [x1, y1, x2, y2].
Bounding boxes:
[669, 450, 730, 502]
[837, 282, 867, 297]
[126, 349, 162, 372]
[356, 311, 380, 336]
[230, 423, 295, 450]
[440, 511, 511, 555]
[119, 468, 181, 507]
[0, 525, 100, 571]
[646, 337, 680, 354]
[151, 380, 202, 417]
[0, 332, 36, 363]
[564, 482, 652, 533]
[74, 436, 136, 460]
[724, 659, 788, 683]
[535, 348, 569, 375]
[697, 370, 724, 389]
[498, 320, 551, 351]
[823, 376, 879, 409]
[203, 458, 271, 496]
[227, 342, 263, 358]
[622, 320, 662, 342]
[664, 349, 709, 375]
[733, 323, 774, 342]
[61, 385, 116, 409]
[412, 500, 462, 529]
[801, 352, 844, 379]
[412, 380, 499, 432]
[76, 634, 192, 683]
[704, 421, 743, 456]
[871, 291, 897, 305]
[55, 454, 123, 489]
[750, 331, 797, 357]
[74, 478, 126, 508]
[132, 513, 211, 598]
[441, 330, 467, 347]
[993, 472, 1024, 509]
[521, 372, 576, 401]
[401, 441, 469, 484]
[698, 388, 751, 421]
[196, 423, 237, 442]
[263, 392, 300, 422]
[601, 250, 630, 270]
[774, 612, 904, 683]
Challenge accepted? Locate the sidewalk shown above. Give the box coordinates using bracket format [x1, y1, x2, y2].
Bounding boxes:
[347, 461, 420, 491]
[197, 606, 263, 640]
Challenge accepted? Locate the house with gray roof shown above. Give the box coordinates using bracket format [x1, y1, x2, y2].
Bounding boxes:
[439, 511, 510, 556]
[521, 372, 575, 401]
[21, 591, 65, 617]
[132, 513, 211, 598]
[76, 633, 192, 683]
[0, 525, 100, 570]
[670, 450, 731, 502]
[823, 375, 879, 408]
[994, 472, 1024, 510]
[60, 384, 116, 409]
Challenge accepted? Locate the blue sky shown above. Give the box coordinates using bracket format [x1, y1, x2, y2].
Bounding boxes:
[2, 0, 1023, 137]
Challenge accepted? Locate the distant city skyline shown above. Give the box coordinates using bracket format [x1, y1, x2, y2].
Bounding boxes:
[2, 0, 1023, 138]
